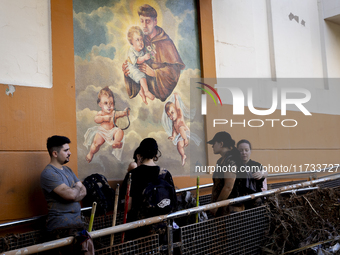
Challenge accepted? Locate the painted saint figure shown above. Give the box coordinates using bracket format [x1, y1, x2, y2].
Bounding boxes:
[162, 93, 201, 166]
[123, 4, 185, 102]
[84, 86, 130, 162]
[126, 26, 155, 105]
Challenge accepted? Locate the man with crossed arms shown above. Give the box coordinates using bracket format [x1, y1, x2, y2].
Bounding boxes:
[40, 135, 86, 253]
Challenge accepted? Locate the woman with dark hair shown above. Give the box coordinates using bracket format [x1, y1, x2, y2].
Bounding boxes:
[126, 147, 141, 172]
[208, 131, 245, 217]
[237, 139, 268, 208]
[120, 138, 176, 240]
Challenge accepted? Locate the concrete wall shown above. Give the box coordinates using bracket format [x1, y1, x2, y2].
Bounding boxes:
[212, 0, 340, 78]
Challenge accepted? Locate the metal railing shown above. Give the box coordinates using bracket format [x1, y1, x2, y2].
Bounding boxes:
[0, 207, 92, 229]
[2, 173, 340, 255]
[0, 166, 337, 229]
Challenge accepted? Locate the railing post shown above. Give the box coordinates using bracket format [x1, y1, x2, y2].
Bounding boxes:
[167, 219, 173, 255]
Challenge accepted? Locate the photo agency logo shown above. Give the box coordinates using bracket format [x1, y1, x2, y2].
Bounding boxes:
[196, 82, 223, 115]
[197, 81, 312, 128]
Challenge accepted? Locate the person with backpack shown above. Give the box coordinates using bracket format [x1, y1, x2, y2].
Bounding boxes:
[126, 147, 141, 172]
[120, 138, 177, 241]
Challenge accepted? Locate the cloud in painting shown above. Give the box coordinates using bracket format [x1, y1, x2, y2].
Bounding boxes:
[165, 0, 196, 17]
[73, 7, 114, 59]
[91, 44, 116, 60]
[178, 12, 201, 70]
[73, 0, 115, 14]
[74, 55, 126, 105]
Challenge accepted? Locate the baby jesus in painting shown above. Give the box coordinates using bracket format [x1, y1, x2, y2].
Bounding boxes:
[164, 93, 201, 166]
[84, 86, 130, 163]
[126, 26, 155, 105]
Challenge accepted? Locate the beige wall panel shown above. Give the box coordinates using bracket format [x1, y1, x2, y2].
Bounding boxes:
[0, 152, 50, 223]
[254, 149, 340, 174]
[0, 0, 78, 224]
[205, 102, 340, 168]
[0, 88, 54, 151]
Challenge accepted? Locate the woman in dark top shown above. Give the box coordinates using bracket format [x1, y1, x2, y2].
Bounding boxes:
[237, 139, 268, 208]
[208, 131, 244, 217]
[120, 137, 175, 240]
[126, 147, 141, 172]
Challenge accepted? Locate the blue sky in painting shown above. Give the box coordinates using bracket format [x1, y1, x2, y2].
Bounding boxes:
[165, 0, 195, 17]
[73, 0, 200, 70]
[178, 12, 200, 71]
[73, 8, 114, 59]
[73, 0, 115, 14]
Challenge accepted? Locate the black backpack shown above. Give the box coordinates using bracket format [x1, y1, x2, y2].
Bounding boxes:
[82, 173, 115, 215]
[138, 169, 177, 219]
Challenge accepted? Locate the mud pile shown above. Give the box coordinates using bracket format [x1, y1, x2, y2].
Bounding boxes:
[263, 187, 340, 254]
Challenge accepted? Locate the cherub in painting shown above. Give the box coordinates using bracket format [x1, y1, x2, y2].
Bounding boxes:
[84, 86, 130, 162]
[162, 93, 201, 166]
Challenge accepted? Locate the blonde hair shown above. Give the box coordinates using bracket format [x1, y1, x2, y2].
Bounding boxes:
[127, 26, 143, 45]
[97, 86, 114, 104]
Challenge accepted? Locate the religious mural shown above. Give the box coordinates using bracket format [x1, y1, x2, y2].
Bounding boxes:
[74, 0, 205, 180]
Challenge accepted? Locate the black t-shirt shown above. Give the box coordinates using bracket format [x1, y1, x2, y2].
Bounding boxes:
[120, 165, 174, 222]
[212, 153, 246, 201]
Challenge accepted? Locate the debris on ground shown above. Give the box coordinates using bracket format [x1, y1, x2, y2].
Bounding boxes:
[262, 187, 340, 254]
